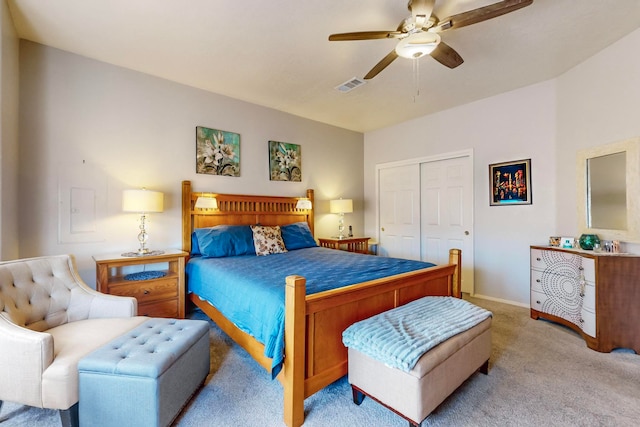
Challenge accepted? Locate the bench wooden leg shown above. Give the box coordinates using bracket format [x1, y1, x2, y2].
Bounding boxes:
[479, 359, 489, 375]
[352, 386, 366, 405]
[59, 403, 79, 427]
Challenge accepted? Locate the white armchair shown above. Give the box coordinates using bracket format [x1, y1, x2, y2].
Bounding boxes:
[0, 254, 148, 427]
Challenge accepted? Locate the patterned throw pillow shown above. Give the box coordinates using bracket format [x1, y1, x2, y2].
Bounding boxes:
[250, 225, 288, 256]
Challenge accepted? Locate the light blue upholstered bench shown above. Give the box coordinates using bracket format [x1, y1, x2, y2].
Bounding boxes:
[78, 318, 210, 427]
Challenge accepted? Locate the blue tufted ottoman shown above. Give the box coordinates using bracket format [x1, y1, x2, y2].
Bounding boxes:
[78, 318, 210, 427]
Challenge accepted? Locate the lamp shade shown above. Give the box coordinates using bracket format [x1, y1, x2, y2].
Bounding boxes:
[195, 196, 218, 209]
[122, 189, 164, 213]
[330, 199, 353, 214]
[296, 199, 312, 210]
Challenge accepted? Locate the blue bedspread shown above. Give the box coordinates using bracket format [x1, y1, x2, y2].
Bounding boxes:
[342, 296, 492, 372]
[186, 247, 435, 377]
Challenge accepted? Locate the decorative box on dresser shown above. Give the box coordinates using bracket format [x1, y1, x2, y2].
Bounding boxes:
[94, 249, 188, 318]
[530, 245, 640, 353]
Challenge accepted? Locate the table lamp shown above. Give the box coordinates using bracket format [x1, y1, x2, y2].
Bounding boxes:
[329, 198, 353, 239]
[122, 188, 164, 255]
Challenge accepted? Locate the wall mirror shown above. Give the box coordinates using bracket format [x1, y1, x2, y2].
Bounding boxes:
[577, 137, 640, 242]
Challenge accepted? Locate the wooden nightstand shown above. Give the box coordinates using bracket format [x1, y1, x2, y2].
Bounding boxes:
[318, 237, 371, 254]
[93, 249, 188, 318]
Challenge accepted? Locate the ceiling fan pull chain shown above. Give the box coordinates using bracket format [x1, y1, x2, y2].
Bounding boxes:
[413, 58, 420, 102]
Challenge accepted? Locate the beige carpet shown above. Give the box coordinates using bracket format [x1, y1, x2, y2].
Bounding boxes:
[1, 297, 639, 426]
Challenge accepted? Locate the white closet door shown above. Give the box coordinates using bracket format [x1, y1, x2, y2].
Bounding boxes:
[420, 156, 474, 294]
[378, 164, 421, 260]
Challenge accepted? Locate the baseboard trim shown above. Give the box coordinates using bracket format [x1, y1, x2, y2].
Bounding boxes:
[467, 293, 529, 309]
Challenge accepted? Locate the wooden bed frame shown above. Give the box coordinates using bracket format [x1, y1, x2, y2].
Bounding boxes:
[181, 180, 461, 427]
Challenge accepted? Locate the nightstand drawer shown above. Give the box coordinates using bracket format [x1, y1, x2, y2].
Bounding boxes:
[138, 299, 179, 318]
[108, 278, 178, 303]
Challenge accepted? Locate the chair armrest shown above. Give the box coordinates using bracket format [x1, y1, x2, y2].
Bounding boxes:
[0, 315, 54, 407]
[69, 285, 138, 319]
[87, 290, 138, 318]
[66, 255, 137, 319]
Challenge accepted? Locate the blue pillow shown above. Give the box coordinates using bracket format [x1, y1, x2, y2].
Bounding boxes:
[191, 232, 201, 256]
[281, 222, 317, 250]
[194, 225, 256, 258]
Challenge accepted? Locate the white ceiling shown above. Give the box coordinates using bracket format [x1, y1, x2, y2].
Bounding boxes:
[7, 0, 640, 133]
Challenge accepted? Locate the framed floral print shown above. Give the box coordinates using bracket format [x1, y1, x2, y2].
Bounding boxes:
[196, 126, 240, 177]
[489, 158, 532, 206]
[269, 141, 301, 182]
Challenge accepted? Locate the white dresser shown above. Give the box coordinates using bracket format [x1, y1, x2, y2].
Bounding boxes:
[530, 245, 640, 353]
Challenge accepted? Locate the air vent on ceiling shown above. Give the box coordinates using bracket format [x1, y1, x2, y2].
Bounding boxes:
[334, 77, 366, 93]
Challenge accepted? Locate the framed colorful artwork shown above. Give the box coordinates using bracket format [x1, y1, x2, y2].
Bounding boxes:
[489, 158, 532, 206]
[195, 126, 240, 177]
[269, 141, 301, 182]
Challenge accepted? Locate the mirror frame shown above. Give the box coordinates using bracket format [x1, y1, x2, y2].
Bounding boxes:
[577, 137, 640, 243]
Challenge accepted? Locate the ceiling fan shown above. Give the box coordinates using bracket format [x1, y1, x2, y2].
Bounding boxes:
[328, 0, 533, 80]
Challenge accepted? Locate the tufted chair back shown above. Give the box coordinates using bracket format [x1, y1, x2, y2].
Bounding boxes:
[0, 255, 99, 331]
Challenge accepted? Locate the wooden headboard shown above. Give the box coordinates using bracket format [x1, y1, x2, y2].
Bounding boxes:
[181, 180, 314, 253]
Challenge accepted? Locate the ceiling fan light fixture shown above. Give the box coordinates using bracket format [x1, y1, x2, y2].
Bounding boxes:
[395, 32, 441, 59]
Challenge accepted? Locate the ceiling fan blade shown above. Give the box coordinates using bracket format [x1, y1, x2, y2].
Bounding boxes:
[436, 0, 533, 31]
[329, 31, 403, 41]
[364, 50, 399, 80]
[430, 41, 464, 69]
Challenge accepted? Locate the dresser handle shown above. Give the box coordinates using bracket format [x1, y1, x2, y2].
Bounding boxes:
[536, 300, 541, 304]
[536, 257, 541, 261]
[536, 279, 541, 283]
[143, 289, 150, 295]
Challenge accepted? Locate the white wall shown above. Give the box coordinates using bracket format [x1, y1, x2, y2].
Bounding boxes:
[365, 27, 640, 306]
[18, 41, 364, 286]
[555, 27, 640, 253]
[0, 0, 20, 260]
[364, 81, 557, 306]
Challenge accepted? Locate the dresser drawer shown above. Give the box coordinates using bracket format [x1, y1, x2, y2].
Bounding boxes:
[582, 282, 596, 312]
[108, 278, 178, 303]
[530, 289, 548, 312]
[530, 248, 582, 276]
[530, 269, 544, 293]
[580, 307, 596, 338]
[581, 257, 595, 283]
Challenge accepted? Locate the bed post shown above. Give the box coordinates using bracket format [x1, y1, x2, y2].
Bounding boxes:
[182, 180, 192, 253]
[283, 275, 306, 427]
[306, 189, 314, 237]
[448, 249, 462, 298]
